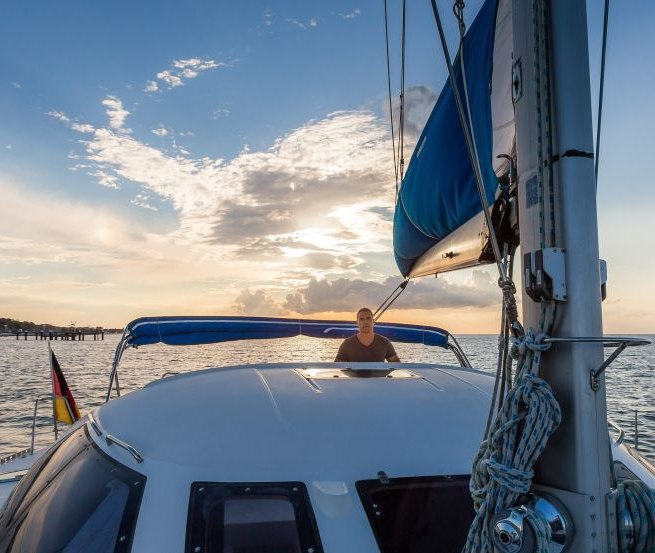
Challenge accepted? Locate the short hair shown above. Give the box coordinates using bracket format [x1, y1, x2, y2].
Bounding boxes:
[356, 307, 373, 319]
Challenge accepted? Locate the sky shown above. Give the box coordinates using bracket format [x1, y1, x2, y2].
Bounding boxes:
[0, 1, 654, 333]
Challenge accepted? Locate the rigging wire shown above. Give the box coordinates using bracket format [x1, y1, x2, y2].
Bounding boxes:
[595, 0, 610, 186]
[384, 0, 399, 196]
[373, 280, 408, 321]
[398, 0, 407, 182]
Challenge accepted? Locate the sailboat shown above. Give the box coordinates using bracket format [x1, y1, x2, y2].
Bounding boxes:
[1, 0, 654, 551]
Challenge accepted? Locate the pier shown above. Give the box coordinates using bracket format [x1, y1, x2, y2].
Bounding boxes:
[15, 329, 104, 341]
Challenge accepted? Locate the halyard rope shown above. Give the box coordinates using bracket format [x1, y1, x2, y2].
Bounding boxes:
[463, 330, 562, 552]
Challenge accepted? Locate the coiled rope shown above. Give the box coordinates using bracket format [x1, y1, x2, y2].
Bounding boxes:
[463, 331, 562, 552]
[617, 480, 655, 552]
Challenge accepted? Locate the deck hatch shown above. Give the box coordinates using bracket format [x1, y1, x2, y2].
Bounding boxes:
[297, 368, 417, 380]
[186, 481, 324, 553]
[356, 474, 474, 553]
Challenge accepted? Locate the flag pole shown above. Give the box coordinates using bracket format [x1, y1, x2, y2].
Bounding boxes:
[48, 342, 59, 440]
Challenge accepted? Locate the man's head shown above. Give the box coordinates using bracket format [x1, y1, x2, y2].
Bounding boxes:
[356, 307, 374, 335]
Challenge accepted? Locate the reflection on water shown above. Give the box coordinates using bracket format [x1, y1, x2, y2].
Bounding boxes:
[1, 334, 654, 459]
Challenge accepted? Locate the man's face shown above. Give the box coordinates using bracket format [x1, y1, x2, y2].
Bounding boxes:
[357, 310, 374, 334]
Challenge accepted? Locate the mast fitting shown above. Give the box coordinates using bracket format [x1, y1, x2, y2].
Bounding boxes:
[523, 248, 566, 303]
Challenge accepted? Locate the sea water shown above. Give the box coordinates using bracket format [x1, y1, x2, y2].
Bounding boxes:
[1, 334, 654, 458]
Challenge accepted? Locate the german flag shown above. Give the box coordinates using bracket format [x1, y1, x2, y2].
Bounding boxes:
[50, 348, 81, 424]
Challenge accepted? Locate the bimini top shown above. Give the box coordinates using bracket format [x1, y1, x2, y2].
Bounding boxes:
[106, 316, 465, 402]
[122, 315, 449, 348]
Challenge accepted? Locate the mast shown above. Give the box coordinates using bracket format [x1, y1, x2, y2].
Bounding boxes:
[512, 0, 613, 550]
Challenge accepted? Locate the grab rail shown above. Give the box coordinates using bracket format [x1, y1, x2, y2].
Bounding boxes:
[542, 335, 651, 391]
[608, 419, 626, 446]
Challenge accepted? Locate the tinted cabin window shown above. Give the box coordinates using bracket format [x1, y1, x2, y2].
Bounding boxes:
[186, 482, 323, 553]
[0, 426, 146, 553]
[356, 475, 474, 553]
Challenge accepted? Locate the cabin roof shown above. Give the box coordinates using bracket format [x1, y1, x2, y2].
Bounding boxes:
[93, 362, 492, 482]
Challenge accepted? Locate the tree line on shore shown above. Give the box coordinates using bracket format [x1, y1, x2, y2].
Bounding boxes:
[0, 317, 122, 334]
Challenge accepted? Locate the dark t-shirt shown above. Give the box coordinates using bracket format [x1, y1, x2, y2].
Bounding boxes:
[334, 334, 398, 362]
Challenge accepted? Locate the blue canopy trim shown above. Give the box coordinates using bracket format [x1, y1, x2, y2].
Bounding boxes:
[393, 0, 500, 277]
[124, 316, 449, 348]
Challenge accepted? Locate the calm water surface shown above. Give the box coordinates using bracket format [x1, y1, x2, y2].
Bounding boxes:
[1, 334, 654, 458]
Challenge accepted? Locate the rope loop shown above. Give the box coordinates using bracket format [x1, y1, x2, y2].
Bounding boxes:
[509, 329, 551, 359]
[484, 458, 534, 493]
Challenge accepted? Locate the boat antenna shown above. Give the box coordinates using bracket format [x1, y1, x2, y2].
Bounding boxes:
[595, 0, 611, 185]
[383, 0, 399, 197]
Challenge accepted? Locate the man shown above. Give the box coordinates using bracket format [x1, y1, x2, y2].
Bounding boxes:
[334, 307, 401, 362]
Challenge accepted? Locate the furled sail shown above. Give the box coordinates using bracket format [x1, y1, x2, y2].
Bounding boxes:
[393, 0, 514, 277]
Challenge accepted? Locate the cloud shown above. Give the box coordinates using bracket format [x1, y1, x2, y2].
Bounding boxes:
[50, 97, 402, 288]
[341, 9, 361, 19]
[90, 170, 120, 189]
[385, 85, 437, 140]
[71, 122, 95, 133]
[48, 111, 71, 124]
[284, 273, 500, 314]
[11, 81, 22, 89]
[286, 18, 318, 29]
[131, 193, 158, 211]
[152, 126, 170, 137]
[66, 107, 395, 272]
[102, 96, 131, 131]
[212, 108, 230, 119]
[147, 58, 224, 92]
[264, 7, 273, 26]
[233, 289, 287, 316]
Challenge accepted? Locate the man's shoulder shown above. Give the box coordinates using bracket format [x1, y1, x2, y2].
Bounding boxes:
[374, 333, 392, 344]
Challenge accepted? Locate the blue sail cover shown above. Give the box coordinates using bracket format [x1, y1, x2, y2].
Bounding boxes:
[124, 316, 449, 348]
[394, 0, 500, 276]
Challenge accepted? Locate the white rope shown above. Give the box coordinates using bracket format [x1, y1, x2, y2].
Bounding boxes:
[463, 330, 562, 552]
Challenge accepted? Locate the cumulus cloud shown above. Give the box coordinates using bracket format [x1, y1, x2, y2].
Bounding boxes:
[102, 96, 131, 132]
[284, 273, 500, 314]
[147, 58, 224, 92]
[50, 96, 404, 291]
[63, 106, 396, 275]
[233, 289, 287, 316]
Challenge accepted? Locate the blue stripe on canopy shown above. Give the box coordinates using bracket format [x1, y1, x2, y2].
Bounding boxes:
[393, 0, 499, 276]
[124, 316, 449, 348]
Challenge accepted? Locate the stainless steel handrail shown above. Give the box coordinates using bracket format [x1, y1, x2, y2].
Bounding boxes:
[608, 419, 626, 446]
[542, 336, 651, 391]
[105, 434, 143, 463]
